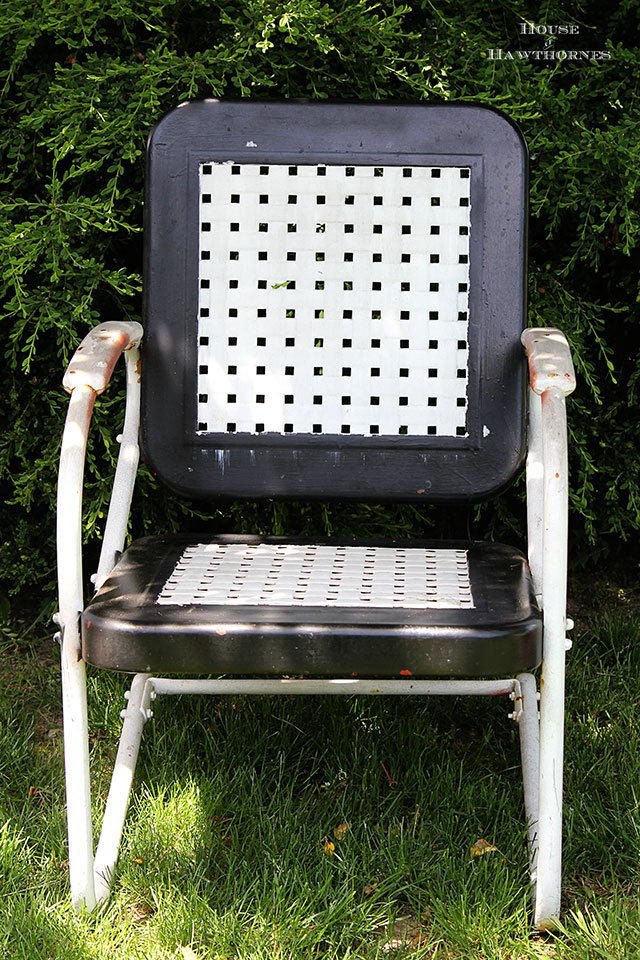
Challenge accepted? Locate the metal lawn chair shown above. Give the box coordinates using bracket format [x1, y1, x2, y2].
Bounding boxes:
[56, 100, 576, 927]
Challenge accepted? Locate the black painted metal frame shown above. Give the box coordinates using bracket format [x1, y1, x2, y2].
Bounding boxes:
[142, 100, 528, 501]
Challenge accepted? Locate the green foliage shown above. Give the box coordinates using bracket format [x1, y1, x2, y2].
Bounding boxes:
[1, 0, 639, 602]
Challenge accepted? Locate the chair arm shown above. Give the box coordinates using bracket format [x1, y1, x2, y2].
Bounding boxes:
[521, 327, 576, 396]
[521, 328, 576, 926]
[56, 320, 142, 913]
[63, 321, 143, 395]
[57, 321, 144, 634]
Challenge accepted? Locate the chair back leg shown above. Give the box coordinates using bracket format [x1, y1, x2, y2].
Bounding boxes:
[93, 673, 152, 902]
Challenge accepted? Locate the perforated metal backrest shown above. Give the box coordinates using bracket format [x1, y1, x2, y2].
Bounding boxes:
[196, 161, 471, 439]
[142, 100, 528, 501]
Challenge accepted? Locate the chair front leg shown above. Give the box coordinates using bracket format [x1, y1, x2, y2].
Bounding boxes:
[60, 621, 97, 911]
[534, 386, 570, 929]
[57, 384, 98, 911]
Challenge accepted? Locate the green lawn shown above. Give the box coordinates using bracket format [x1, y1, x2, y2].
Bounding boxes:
[1, 586, 639, 958]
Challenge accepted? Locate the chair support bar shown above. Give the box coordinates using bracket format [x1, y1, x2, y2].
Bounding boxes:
[90, 673, 536, 907]
[526, 388, 544, 600]
[94, 347, 142, 590]
[146, 677, 519, 697]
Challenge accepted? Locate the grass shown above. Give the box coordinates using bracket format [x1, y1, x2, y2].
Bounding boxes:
[1, 585, 640, 958]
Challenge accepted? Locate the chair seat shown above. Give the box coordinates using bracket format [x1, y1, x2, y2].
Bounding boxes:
[83, 536, 542, 677]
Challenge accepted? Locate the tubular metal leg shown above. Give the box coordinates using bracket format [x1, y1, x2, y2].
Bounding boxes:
[516, 673, 540, 897]
[534, 659, 565, 928]
[93, 673, 151, 903]
[62, 672, 549, 914]
[534, 388, 569, 929]
[60, 623, 97, 912]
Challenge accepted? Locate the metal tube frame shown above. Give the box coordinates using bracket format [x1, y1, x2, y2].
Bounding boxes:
[522, 328, 575, 929]
[90, 672, 538, 909]
[57, 384, 98, 912]
[57, 325, 141, 911]
[94, 349, 142, 591]
[531, 386, 571, 928]
[56, 323, 573, 928]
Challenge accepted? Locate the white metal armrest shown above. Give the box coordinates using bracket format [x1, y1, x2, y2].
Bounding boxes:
[58, 320, 144, 623]
[63, 321, 143, 395]
[56, 320, 143, 912]
[522, 327, 576, 598]
[521, 327, 576, 397]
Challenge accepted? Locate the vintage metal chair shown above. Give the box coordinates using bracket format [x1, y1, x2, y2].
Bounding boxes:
[56, 100, 576, 927]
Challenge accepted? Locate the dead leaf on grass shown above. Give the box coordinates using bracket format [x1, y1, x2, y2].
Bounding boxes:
[126, 903, 152, 924]
[470, 837, 498, 857]
[375, 915, 424, 953]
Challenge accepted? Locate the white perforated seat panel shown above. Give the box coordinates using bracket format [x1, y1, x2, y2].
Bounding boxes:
[157, 543, 475, 609]
[197, 163, 471, 437]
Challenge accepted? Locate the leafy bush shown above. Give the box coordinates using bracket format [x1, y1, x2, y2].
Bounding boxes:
[1, 0, 639, 609]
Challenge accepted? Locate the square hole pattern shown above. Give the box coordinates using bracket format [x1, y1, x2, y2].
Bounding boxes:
[157, 543, 475, 609]
[198, 164, 471, 437]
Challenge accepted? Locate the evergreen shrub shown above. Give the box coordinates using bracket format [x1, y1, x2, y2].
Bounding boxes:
[1, 0, 638, 609]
